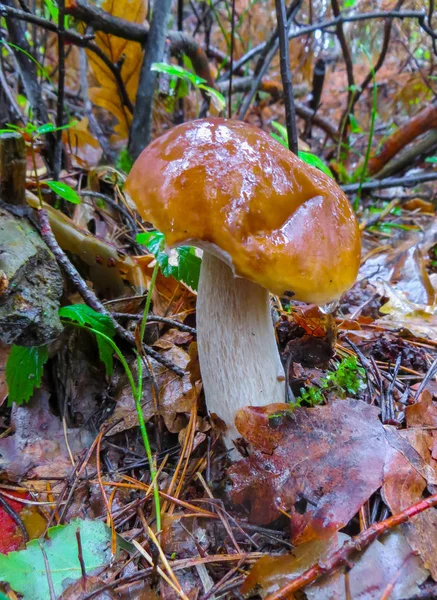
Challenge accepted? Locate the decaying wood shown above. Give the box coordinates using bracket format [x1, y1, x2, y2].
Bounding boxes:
[367, 103, 437, 176]
[0, 132, 63, 345]
[0, 132, 26, 207]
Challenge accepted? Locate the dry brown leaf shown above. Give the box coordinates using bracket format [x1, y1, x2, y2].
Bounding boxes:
[87, 0, 147, 141]
[108, 342, 199, 434]
[229, 400, 387, 543]
[63, 117, 103, 169]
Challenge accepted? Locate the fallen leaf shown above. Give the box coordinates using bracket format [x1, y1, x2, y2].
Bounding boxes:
[62, 117, 103, 169]
[384, 427, 437, 579]
[108, 345, 199, 434]
[0, 519, 124, 600]
[0, 389, 92, 481]
[242, 529, 428, 599]
[229, 400, 387, 543]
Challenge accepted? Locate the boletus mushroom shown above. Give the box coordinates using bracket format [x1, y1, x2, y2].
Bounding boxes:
[126, 118, 360, 453]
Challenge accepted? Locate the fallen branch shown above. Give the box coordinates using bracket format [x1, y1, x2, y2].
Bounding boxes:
[265, 490, 437, 600]
[0, 0, 214, 90]
[367, 103, 437, 176]
[342, 171, 437, 193]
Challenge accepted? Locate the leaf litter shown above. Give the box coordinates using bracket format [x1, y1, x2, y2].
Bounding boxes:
[3, 1, 437, 598]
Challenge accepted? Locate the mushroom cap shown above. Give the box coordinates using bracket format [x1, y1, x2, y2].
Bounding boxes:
[126, 118, 361, 304]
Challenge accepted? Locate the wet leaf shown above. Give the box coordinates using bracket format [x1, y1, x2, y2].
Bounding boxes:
[46, 181, 81, 204]
[59, 304, 115, 376]
[107, 341, 199, 434]
[0, 519, 121, 600]
[6, 345, 49, 406]
[384, 427, 437, 579]
[0, 390, 92, 481]
[242, 530, 428, 599]
[229, 400, 387, 543]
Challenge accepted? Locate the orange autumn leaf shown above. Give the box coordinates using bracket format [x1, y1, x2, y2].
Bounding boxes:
[87, 0, 147, 141]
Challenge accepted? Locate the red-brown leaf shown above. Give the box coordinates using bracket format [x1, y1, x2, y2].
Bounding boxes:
[229, 400, 387, 544]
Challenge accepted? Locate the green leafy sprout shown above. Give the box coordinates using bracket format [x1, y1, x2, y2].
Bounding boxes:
[151, 62, 226, 112]
[292, 355, 366, 409]
[137, 230, 201, 292]
[1, 121, 80, 204]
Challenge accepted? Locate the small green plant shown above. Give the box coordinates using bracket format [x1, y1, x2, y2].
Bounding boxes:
[151, 62, 226, 112]
[137, 230, 201, 291]
[270, 121, 335, 178]
[6, 303, 162, 530]
[294, 355, 366, 407]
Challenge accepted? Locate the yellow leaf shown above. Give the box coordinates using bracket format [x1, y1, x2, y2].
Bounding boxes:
[86, 0, 147, 142]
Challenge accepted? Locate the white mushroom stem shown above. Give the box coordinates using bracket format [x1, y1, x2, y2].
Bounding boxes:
[196, 252, 286, 454]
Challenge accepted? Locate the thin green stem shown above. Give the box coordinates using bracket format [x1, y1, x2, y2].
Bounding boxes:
[60, 320, 161, 530]
[135, 355, 161, 532]
[140, 259, 160, 343]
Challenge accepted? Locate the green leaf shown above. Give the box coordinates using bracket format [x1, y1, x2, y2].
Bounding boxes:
[43, 0, 59, 21]
[178, 247, 201, 290]
[137, 231, 165, 255]
[6, 345, 48, 405]
[344, 0, 357, 6]
[46, 181, 80, 204]
[36, 122, 76, 135]
[270, 132, 288, 148]
[298, 151, 334, 178]
[198, 84, 226, 111]
[0, 519, 126, 600]
[59, 305, 115, 375]
[271, 120, 288, 142]
[349, 113, 363, 134]
[36, 123, 56, 134]
[151, 62, 206, 87]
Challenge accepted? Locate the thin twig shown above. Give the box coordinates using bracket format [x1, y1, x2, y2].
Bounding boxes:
[275, 0, 298, 154]
[341, 171, 437, 193]
[112, 313, 196, 335]
[129, 0, 173, 158]
[265, 490, 437, 600]
[230, 10, 429, 75]
[39, 541, 57, 600]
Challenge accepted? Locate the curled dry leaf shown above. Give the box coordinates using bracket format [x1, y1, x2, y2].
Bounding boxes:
[229, 400, 387, 543]
[242, 530, 428, 600]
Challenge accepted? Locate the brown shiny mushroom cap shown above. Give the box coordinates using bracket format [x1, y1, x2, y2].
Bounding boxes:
[126, 118, 361, 304]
